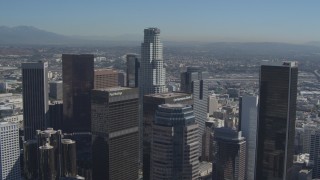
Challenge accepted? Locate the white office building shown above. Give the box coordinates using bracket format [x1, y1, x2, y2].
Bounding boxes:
[0, 121, 21, 180]
[140, 28, 167, 95]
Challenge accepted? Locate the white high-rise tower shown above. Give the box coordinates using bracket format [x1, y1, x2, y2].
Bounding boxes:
[0, 121, 21, 180]
[140, 28, 167, 95]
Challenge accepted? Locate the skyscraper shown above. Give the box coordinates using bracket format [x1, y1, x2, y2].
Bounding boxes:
[94, 69, 118, 89]
[181, 66, 209, 158]
[140, 28, 167, 95]
[0, 121, 21, 180]
[91, 87, 139, 180]
[201, 120, 216, 162]
[143, 92, 193, 179]
[239, 96, 258, 180]
[62, 54, 94, 133]
[22, 61, 49, 140]
[48, 101, 63, 130]
[256, 62, 298, 180]
[126, 54, 140, 88]
[49, 81, 63, 100]
[309, 129, 320, 178]
[213, 127, 246, 180]
[118, 71, 127, 87]
[151, 104, 199, 180]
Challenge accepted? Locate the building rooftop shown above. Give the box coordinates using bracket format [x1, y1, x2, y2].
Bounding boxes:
[94, 68, 118, 73]
[94, 86, 132, 92]
[261, 61, 298, 67]
[160, 103, 186, 109]
[145, 92, 191, 99]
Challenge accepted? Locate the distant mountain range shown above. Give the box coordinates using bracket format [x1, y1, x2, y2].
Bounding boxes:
[0, 26, 72, 45]
[0, 26, 142, 46]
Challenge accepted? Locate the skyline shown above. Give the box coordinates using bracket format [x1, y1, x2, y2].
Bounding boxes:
[1, 1, 320, 43]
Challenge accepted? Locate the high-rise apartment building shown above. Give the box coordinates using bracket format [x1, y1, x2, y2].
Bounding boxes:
[62, 54, 94, 133]
[213, 127, 246, 180]
[22, 61, 49, 140]
[143, 92, 193, 179]
[94, 69, 118, 89]
[151, 104, 199, 180]
[140, 28, 167, 95]
[181, 66, 209, 158]
[126, 54, 139, 88]
[256, 62, 298, 180]
[91, 87, 139, 180]
[239, 96, 258, 180]
[0, 121, 21, 180]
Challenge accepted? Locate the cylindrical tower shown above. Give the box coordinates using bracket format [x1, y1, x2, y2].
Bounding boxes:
[23, 140, 38, 180]
[37, 128, 63, 177]
[61, 139, 77, 177]
[39, 144, 56, 180]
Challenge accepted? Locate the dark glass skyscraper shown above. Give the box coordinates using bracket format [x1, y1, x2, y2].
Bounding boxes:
[22, 61, 49, 140]
[256, 62, 298, 180]
[62, 54, 94, 133]
[126, 54, 139, 88]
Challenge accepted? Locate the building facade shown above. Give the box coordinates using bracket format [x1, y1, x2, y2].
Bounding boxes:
[62, 54, 94, 133]
[49, 81, 63, 100]
[310, 129, 320, 178]
[91, 87, 139, 180]
[256, 62, 298, 180]
[126, 54, 140, 88]
[0, 121, 21, 180]
[201, 120, 216, 162]
[213, 127, 246, 180]
[22, 61, 49, 140]
[239, 96, 258, 180]
[151, 104, 199, 180]
[48, 101, 63, 130]
[94, 69, 118, 89]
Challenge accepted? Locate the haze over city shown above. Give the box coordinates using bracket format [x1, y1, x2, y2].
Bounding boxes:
[1, 0, 320, 43]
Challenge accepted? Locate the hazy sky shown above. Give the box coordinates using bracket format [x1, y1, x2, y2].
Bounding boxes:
[1, 0, 320, 43]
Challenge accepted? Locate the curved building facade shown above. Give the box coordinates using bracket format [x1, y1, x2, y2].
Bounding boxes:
[151, 104, 199, 180]
[61, 139, 77, 178]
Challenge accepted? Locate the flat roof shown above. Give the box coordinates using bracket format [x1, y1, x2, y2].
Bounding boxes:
[93, 86, 132, 92]
[145, 92, 191, 98]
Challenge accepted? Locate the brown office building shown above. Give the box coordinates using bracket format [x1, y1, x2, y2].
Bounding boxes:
[91, 87, 139, 180]
[94, 69, 118, 89]
[143, 92, 193, 180]
[62, 54, 94, 132]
